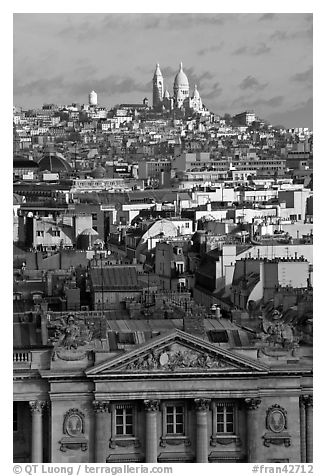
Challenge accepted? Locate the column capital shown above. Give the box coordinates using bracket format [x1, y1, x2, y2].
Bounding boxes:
[194, 398, 211, 412]
[93, 401, 110, 413]
[29, 400, 47, 414]
[144, 399, 160, 412]
[302, 395, 313, 407]
[244, 397, 261, 410]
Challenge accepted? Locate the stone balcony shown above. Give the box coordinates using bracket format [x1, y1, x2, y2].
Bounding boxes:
[13, 349, 51, 370]
[13, 351, 32, 369]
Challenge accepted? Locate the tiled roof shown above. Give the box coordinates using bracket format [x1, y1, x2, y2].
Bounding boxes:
[89, 267, 140, 290]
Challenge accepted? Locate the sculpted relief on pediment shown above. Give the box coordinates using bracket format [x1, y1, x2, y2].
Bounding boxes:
[120, 343, 238, 371]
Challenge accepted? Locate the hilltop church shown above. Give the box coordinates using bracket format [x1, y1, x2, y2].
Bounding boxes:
[152, 62, 209, 116]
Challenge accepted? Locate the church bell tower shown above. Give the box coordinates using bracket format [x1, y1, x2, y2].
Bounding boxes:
[152, 63, 164, 111]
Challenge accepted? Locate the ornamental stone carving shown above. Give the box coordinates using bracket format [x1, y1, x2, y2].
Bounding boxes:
[244, 398, 261, 410]
[125, 343, 232, 371]
[93, 401, 110, 413]
[265, 404, 287, 433]
[302, 395, 313, 407]
[63, 409, 85, 436]
[194, 398, 211, 412]
[263, 404, 291, 448]
[257, 313, 300, 358]
[29, 400, 47, 414]
[144, 399, 160, 412]
[47, 313, 105, 361]
[60, 408, 88, 452]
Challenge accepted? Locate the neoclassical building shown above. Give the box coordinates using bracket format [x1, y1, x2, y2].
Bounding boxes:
[152, 63, 207, 115]
[13, 303, 312, 464]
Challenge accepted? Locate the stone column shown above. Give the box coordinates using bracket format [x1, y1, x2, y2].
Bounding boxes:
[244, 398, 261, 463]
[29, 400, 47, 463]
[93, 401, 110, 463]
[299, 396, 307, 463]
[194, 398, 210, 463]
[304, 395, 313, 463]
[144, 400, 160, 463]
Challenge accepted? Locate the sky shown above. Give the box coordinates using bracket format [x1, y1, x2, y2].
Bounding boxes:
[13, 13, 313, 128]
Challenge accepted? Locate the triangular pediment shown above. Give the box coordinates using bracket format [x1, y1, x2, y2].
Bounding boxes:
[86, 329, 269, 376]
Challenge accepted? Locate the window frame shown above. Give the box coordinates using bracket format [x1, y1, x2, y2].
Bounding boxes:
[109, 402, 139, 449]
[210, 400, 240, 447]
[115, 406, 134, 436]
[165, 404, 185, 435]
[161, 401, 190, 447]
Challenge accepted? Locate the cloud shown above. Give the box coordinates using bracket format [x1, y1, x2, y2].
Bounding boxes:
[14, 75, 151, 99]
[233, 46, 248, 55]
[259, 13, 276, 21]
[270, 27, 313, 41]
[197, 43, 224, 56]
[291, 67, 313, 84]
[14, 76, 66, 96]
[165, 13, 227, 28]
[254, 43, 271, 55]
[58, 13, 235, 40]
[60, 19, 99, 41]
[266, 97, 312, 128]
[232, 43, 271, 56]
[202, 82, 223, 101]
[73, 64, 98, 77]
[101, 13, 229, 32]
[239, 76, 268, 91]
[231, 95, 284, 109]
[252, 96, 284, 108]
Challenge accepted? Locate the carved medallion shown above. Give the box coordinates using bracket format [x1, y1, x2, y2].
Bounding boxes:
[63, 408, 85, 436]
[263, 404, 291, 448]
[60, 408, 88, 452]
[266, 405, 287, 433]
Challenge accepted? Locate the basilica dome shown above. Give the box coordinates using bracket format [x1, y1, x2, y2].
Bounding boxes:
[193, 85, 200, 99]
[173, 62, 189, 89]
[38, 152, 72, 173]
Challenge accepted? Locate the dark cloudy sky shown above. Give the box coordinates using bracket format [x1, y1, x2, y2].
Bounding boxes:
[13, 13, 313, 128]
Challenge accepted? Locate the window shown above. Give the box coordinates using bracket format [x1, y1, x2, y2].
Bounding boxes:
[210, 401, 240, 448]
[161, 401, 190, 447]
[166, 405, 185, 435]
[92, 213, 98, 221]
[115, 407, 134, 435]
[176, 263, 184, 274]
[216, 404, 234, 433]
[185, 222, 190, 228]
[36, 230, 44, 237]
[110, 403, 139, 449]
